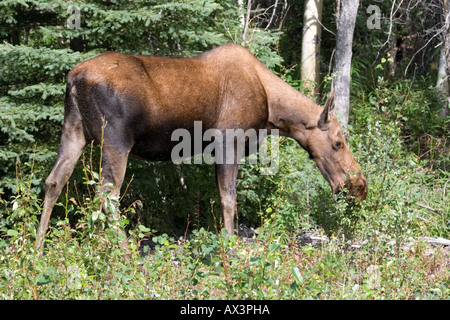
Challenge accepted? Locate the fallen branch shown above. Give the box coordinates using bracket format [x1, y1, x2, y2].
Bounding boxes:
[415, 203, 443, 216]
[424, 236, 450, 247]
[416, 215, 430, 223]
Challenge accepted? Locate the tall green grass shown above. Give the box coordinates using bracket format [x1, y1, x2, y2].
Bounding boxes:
[0, 139, 448, 299]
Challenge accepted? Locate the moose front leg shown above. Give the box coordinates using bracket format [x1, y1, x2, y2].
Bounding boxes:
[215, 163, 238, 236]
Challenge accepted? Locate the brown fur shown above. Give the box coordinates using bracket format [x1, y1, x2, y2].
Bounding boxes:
[36, 44, 367, 254]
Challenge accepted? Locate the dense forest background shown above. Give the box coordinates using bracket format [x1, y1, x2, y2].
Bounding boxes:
[0, 0, 448, 300]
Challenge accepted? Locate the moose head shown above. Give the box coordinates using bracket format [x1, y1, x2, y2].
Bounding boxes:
[305, 92, 367, 201]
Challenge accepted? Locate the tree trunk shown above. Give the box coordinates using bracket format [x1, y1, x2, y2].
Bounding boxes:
[437, 45, 448, 93]
[439, 0, 450, 117]
[332, 0, 359, 128]
[301, 0, 323, 95]
[241, 0, 252, 42]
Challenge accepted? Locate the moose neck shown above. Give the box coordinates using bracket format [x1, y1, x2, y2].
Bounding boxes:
[261, 70, 323, 147]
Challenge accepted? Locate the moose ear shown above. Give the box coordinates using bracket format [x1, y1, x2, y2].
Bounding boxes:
[318, 91, 336, 130]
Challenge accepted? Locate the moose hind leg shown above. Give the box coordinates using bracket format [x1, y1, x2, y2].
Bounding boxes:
[36, 122, 86, 253]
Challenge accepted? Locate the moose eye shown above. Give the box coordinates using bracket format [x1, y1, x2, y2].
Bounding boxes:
[333, 141, 342, 150]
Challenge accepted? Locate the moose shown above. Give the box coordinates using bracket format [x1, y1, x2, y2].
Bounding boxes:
[36, 44, 367, 253]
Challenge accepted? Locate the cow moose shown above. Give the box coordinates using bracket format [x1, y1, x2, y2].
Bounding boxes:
[36, 44, 367, 253]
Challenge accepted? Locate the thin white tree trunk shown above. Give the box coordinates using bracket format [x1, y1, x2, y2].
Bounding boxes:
[437, 46, 448, 92]
[301, 0, 323, 95]
[332, 0, 359, 128]
[439, 0, 450, 117]
[241, 0, 252, 41]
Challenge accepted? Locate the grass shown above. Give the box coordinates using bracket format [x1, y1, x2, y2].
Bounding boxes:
[1, 216, 448, 299]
